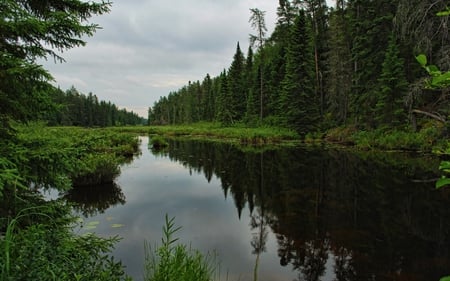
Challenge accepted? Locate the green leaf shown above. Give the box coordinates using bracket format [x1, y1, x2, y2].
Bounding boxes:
[111, 224, 124, 228]
[436, 177, 450, 189]
[437, 8, 450, 16]
[426, 65, 441, 75]
[416, 54, 427, 67]
[440, 276, 450, 281]
[439, 161, 450, 171]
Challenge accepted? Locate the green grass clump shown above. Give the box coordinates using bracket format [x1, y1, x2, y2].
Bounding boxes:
[144, 215, 218, 281]
[150, 135, 169, 149]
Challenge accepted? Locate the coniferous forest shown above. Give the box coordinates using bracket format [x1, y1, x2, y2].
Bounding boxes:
[46, 86, 145, 127]
[149, 0, 450, 137]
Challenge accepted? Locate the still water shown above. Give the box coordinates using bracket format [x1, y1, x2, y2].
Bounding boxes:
[64, 137, 450, 281]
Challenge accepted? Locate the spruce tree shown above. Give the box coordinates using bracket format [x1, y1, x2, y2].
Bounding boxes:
[0, 0, 111, 135]
[326, 1, 352, 125]
[347, 0, 399, 127]
[216, 70, 233, 125]
[226, 42, 246, 123]
[375, 33, 408, 127]
[279, 10, 318, 135]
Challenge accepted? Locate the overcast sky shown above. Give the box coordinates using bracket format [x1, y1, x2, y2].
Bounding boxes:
[41, 0, 335, 118]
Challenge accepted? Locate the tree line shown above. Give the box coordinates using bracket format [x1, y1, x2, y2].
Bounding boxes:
[44, 86, 145, 127]
[148, 0, 450, 136]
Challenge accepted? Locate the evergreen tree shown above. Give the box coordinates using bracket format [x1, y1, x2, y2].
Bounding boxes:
[202, 74, 215, 121]
[347, 0, 399, 127]
[326, 0, 352, 125]
[216, 70, 233, 125]
[279, 10, 318, 135]
[375, 33, 408, 127]
[0, 0, 111, 136]
[249, 8, 268, 122]
[226, 43, 246, 123]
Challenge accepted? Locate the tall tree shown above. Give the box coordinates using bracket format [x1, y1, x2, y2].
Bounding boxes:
[249, 8, 268, 122]
[375, 33, 408, 127]
[227, 42, 246, 123]
[326, 0, 352, 125]
[293, 0, 329, 116]
[347, 0, 399, 127]
[279, 10, 318, 135]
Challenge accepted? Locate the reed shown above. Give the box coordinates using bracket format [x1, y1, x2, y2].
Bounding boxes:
[144, 215, 219, 281]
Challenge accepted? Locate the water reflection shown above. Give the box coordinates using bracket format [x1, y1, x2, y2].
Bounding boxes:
[152, 138, 450, 281]
[63, 182, 126, 217]
[64, 137, 450, 280]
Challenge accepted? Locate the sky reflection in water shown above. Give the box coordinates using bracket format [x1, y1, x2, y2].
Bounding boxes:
[69, 136, 450, 281]
[77, 137, 292, 281]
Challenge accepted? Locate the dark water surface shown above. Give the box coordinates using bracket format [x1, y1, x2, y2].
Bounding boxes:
[65, 137, 450, 281]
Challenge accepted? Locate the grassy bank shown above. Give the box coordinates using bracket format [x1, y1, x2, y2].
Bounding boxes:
[109, 123, 300, 145]
[1, 124, 140, 281]
[109, 121, 448, 153]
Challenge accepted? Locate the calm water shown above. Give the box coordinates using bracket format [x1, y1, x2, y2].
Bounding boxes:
[63, 137, 450, 281]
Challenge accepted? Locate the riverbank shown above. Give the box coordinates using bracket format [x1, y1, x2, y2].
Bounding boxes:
[109, 121, 448, 153]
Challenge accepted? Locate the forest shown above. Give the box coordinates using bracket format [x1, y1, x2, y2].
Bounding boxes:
[149, 0, 450, 138]
[45, 86, 145, 127]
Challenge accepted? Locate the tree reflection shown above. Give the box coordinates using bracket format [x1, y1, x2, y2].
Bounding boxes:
[63, 182, 126, 217]
[149, 138, 450, 280]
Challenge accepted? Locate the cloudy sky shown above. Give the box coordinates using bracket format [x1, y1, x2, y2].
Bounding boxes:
[41, 0, 334, 117]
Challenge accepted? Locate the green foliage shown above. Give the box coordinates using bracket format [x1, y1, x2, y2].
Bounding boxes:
[46, 86, 145, 127]
[1, 123, 139, 192]
[279, 9, 318, 135]
[416, 54, 450, 88]
[0, 0, 111, 135]
[0, 198, 130, 281]
[144, 215, 218, 281]
[375, 33, 408, 127]
[351, 126, 442, 152]
[151, 135, 169, 149]
[148, 122, 299, 144]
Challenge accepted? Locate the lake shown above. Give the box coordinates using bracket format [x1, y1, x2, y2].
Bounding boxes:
[63, 136, 450, 281]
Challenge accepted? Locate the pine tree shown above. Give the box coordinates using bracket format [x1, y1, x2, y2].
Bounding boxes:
[279, 10, 319, 135]
[347, 0, 399, 127]
[216, 70, 233, 125]
[0, 0, 111, 136]
[375, 33, 408, 127]
[226, 43, 246, 123]
[326, 1, 352, 125]
[249, 8, 268, 122]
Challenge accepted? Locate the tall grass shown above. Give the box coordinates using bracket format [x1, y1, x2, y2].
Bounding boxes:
[144, 215, 219, 281]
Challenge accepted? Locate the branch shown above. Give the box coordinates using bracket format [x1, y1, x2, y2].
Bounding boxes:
[411, 109, 446, 122]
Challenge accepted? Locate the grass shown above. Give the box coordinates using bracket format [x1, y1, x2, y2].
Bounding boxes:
[144, 215, 219, 281]
[104, 122, 300, 145]
[0, 198, 130, 281]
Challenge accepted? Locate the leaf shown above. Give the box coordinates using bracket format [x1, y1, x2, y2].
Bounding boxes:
[436, 177, 450, 189]
[437, 8, 450, 16]
[440, 276, 450, 281]
[416, 54, 427, 67]
[439, 161, 450, 171]
[111, 224, 124, 228]
[85, 221, 100, 230]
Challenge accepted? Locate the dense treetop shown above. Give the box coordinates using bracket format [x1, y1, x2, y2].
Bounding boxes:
[149, 0, 450, 136]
